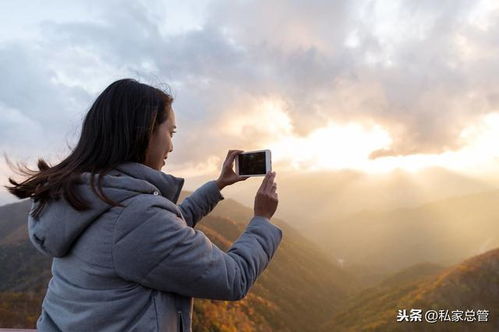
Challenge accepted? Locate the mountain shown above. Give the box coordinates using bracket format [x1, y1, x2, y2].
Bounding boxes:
[0, 200, 33, 246]
[307, 190, 499, 273]
[320, 248, 499, 331]
[0, 194, 358, 331]
[377, 262, 445, 288]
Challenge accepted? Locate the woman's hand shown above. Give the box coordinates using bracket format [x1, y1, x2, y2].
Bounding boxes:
[215, 150, 250, 190]
[254, 171, 278, 219]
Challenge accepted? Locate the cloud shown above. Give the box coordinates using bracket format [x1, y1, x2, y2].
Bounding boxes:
[2, 0, 499, 189]
[203, 0, 499, 158]
[197, 0, 499, 158]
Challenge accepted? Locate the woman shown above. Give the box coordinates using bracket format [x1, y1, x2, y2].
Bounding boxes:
[6, 78, 282, 331]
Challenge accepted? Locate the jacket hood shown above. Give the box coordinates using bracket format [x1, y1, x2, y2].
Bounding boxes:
[28, 162, 185, 258]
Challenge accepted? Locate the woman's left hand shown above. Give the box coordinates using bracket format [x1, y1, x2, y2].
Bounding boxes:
[215, 150, 250, 190]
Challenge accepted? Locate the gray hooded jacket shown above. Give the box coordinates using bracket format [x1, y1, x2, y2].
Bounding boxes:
[28, 162, 283, 331]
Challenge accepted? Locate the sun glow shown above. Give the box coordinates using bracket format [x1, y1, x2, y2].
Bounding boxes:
[269, 121, 392, 171]
[205, 96, 499, 176]
[245, 99, 499, 174]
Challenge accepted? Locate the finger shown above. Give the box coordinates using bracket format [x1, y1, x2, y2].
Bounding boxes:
[229, 150, 242, 161]
[223, 150, 236, 166]
[225, 150, 243, 166]
[258, 171, 272, 191]
[226, 149, 243, 158]
[263, 171, 276, 192]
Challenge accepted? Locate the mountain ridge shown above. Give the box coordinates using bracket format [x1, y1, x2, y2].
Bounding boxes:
[321, 248, 499, 331]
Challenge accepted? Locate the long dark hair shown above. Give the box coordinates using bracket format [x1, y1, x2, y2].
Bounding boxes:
[5, 78, 173, 219]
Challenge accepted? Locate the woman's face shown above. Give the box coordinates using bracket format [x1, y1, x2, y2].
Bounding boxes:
[144, 107, 176, 170]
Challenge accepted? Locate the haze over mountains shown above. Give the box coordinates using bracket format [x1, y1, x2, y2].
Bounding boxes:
[221, 167, 499, 229]
[308, 189, 499, 276]
[220, 167, 499, 275]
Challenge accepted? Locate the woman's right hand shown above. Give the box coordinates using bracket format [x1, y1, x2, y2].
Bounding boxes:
[254, 171, 278, 219]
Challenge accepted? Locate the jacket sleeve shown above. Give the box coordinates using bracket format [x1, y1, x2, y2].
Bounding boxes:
[113, 196, 283, 300]
[178, 180, 224, 228]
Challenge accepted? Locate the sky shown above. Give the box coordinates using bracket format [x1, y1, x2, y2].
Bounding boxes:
[2, 0, 499, 205]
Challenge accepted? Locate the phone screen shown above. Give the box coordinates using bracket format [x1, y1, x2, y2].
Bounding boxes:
[238, 152, 267, 175]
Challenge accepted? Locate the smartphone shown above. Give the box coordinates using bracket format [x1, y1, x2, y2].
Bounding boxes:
[235, 149, 272, 177]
